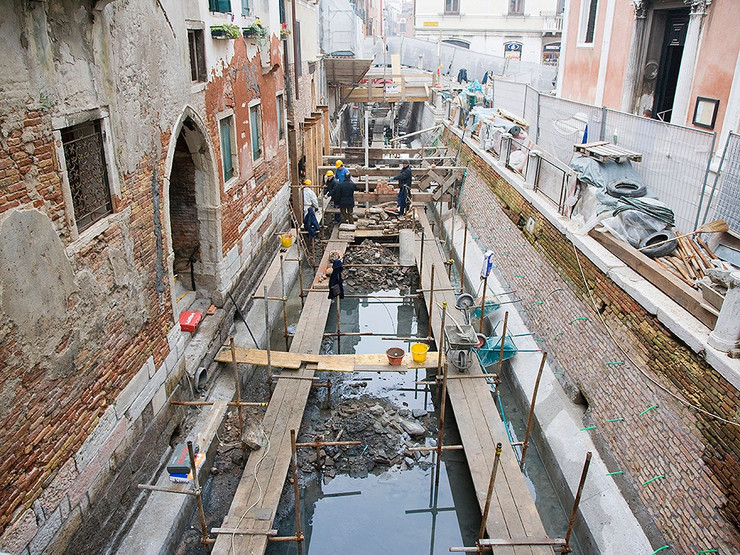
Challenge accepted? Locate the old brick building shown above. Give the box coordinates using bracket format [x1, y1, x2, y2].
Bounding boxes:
[0, 0, 320, 552]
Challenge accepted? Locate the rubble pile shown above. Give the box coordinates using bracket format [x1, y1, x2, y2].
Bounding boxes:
[343, 240, 419, 291]
[296, 399, 436, 483]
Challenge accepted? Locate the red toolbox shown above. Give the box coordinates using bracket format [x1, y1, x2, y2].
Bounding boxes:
[179, 311, 203, 333]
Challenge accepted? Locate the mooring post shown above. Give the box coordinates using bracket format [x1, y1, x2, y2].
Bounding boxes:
[478, 442, 503, 541]
[265, 285, 272, 391]
[564, 451, 592, 552]
[428, 265, 435, 338]
[187, 441, 212, 545]
[280, 255, 290, 350]
[290, 429, 304, 554]
[520, 352, 547, 468]
[479, 274, 488, 334]
[229, 337, 244, 439]
[496, 312, 509, 378]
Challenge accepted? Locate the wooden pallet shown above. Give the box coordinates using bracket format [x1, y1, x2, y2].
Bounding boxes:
[573, 141, 642, 163]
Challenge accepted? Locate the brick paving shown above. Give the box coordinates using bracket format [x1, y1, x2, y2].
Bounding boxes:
[455, 155, 740, 553]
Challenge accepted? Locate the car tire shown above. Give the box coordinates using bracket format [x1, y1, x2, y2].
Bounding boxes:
[639, 230, 678, 258]
[606, 179, 647, 198]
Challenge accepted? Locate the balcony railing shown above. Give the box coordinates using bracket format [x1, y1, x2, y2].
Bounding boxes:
[540, 11, 563, 32]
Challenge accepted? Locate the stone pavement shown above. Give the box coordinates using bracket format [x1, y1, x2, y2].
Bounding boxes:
[457, 165, 740, 554]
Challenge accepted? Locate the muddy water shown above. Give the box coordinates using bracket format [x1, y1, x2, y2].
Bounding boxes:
[267, 289, 484, 554]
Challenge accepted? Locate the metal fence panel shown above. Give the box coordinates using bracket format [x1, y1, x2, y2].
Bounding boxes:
[604, 109, 715, 233]
[524, 85, 540, 143]
[492, 80, 527, 119]
[536, 95, 603, 163]
[705, 132, 740, 233]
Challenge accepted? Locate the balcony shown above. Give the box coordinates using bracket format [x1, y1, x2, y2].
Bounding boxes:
[540, 11, 563, 33]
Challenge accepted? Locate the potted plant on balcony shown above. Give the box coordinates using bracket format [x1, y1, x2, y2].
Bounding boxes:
[211, 23, 242, 39]
[243, 19, 269, 46]
[280, 22, 291, 39]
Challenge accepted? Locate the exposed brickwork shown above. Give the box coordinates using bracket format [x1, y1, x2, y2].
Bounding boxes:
[445, 129, 740, 553]
[0, 14, 289, 555]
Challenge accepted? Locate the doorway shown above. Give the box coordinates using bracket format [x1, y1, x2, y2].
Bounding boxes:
[651, 10, 689, 121]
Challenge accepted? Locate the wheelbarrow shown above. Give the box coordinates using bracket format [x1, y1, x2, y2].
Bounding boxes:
[444, 323, 478, 372]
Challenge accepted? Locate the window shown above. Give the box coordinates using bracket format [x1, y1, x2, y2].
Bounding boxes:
[60, 120, 113, 232]
[579, 0, 598, 44]
[276, 94, 285, 141]
[509, 0, 523, 15]
[249, 102, 263, 161]
[444, 0, 459, 15]
[219, 115, 236, 183]
[241, 0, 251, 16]
[504, 42, 522, 60]
[208, 0, 232, 13]
[188, 30, 206, 82]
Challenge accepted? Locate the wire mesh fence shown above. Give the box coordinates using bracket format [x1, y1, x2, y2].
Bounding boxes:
[704, 132, 740, 234]
[602, 109, 715, 232]
[446, 78, 717, 232]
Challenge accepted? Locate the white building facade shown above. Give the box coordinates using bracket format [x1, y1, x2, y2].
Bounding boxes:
[414, 0, 563, 65]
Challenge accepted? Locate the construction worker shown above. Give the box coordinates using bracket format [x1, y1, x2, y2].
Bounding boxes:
[335, 159, 349, 182]
[301, 179, 320, 239]
[390, 161, 412, 215]
[324, 170, 340, 222]
[335, 177, 357, 224]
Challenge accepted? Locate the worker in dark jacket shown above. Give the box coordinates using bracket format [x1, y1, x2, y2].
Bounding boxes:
[390, 161, 412, 215]
[324, 170, 341, 222]
[327, 254, 345, 300]
[336, 178, 357, 224]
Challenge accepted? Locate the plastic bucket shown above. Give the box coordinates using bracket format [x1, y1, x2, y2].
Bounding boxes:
[280, 233, 293, 248]
[411, 343, 429, 362]
[386, 347, 405, 366]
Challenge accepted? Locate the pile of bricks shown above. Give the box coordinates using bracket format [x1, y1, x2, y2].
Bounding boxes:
[374, 179, 397, 194]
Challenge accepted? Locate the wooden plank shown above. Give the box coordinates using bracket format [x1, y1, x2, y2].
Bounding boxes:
[589, 229, 717, 328]
[213, 235, 351, 555]
[414, 209, 551, 554]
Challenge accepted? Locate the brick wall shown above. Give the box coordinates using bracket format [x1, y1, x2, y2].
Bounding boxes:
[444, 129, 740, 552]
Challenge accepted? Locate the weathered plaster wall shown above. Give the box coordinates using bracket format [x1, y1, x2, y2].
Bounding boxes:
[0, 0, 290, 553]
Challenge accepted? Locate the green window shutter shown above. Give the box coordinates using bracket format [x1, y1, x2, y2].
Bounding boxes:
[220, 119, 234, 181]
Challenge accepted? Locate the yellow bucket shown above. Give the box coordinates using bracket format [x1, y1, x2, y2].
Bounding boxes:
[280, 233, 293, 248]
[411, 343, 429, 363]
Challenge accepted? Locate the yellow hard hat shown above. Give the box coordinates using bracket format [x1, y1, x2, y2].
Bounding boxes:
[326, 170, 334, 177]
[303, 179, 311, 186]
[335, 160, 343, 168]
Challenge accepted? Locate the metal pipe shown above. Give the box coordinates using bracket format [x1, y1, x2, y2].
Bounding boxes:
[408, 444, 464, 452]
[265, 285, 272, 390]
[336, 295, 341, 355]
[564, 451, 592, 550]
[170, 401, 269, 407]
[295, 440, 362, 447]
[459, 224, 468, 295]
[520, 352, 547, 468]
[281, 255, 289, 350]
[435, 302, 448, 488]
[289, 430, 304, 554]
[496, 312, 508, 378]
[298, 256, 305, 307]
[428, 265, 435, 338]
[478, 442, 503, 540]
[479, 275, 488, 334]
[419, 228, 425, 289]
[187, 441, 210, 546]
[230, 338, 244, 439]
[389, 124, 443, 143]
[322, 331, 374, 337]
[137, 484, 198, 495]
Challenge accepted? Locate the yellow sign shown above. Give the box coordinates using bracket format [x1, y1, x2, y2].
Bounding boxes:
[423, 21, 439, 27]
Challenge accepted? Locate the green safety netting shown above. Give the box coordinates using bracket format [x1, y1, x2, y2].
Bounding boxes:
[474, 335, 518, 367]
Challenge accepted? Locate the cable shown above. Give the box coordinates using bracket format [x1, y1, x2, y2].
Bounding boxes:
[230, 425, 271, 552]
[572, 244, 739, 428]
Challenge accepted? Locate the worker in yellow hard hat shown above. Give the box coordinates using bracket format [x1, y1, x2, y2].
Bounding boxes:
[324, 170, 340, 222]
[301, 179, 321, 240]
[334, 160, 349, 183]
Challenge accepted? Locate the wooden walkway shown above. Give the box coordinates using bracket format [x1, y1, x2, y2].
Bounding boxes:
[415, 208, 552, 555]
[212, 232, 350, 555]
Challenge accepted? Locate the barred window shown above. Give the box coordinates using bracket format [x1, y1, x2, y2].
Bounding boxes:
[61, 120, 113, 232]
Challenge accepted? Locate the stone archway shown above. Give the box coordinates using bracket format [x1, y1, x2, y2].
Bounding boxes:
[163, 108, 222, 319]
